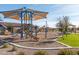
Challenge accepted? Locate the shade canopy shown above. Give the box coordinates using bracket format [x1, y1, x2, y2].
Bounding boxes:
[0, 8, 48, 20]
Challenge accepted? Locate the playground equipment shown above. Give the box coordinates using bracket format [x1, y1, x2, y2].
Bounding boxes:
[0, 7, 48, 40]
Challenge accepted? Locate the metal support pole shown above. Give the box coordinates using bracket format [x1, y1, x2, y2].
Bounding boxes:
[25, 16, 28, 38]
[23, 7, 26, 39]
[23, 15, 25, 39]
[30, 12, 33, 36]
[45, 18, 48, 39]
[24, 10, 28, 38]
[20, 11, 23, 39]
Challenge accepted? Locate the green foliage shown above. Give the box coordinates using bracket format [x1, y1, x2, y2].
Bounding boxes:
[7, 23, 13, 32]
[16, 51, 25, 55]
[76, 51, 79, 55]
[34, 50, 48, 55]
[59, 33, 79, 47]
[56, 16, 71, 34]
[8, 46, 17, 52]
[2, 43, 9, 48]
[58, 49, 76, 55]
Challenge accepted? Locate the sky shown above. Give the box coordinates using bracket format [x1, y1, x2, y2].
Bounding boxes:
[0, 4, 79, 28]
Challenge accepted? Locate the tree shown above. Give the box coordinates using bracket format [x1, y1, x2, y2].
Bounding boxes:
[56, 17, 63, 33]
[56, 16, 71, 35]
[7, 23, 13, 33]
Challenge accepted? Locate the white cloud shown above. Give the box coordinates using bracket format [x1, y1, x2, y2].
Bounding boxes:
[47, 5, 79, 27]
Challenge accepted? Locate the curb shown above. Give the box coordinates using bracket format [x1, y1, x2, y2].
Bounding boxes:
[8, 42, 73, 50]
[56, 41, 72, 48]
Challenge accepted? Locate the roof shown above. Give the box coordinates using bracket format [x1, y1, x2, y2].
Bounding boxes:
[0, 8, 48, 20]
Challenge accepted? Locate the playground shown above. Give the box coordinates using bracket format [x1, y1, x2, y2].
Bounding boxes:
[0, 6, 78, 55]
[0, 8, 48, 41]
[0, 7, 60, 42]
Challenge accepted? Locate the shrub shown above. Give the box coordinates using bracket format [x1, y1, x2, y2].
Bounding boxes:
[8, 46, 17, 52]
[58, 49, 76, 55]
[34, 50, 48, 55]
[2, 43, 9, 48]
[16, 51, 25, 55]
[76, 51, 79, 55]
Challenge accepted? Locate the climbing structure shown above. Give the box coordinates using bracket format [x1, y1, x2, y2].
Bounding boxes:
[0, 7, 48, 39]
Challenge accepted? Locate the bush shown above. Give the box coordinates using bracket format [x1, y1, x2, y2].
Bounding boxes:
[76, 51, 79, 55]
[8, 46, 17, 52]
[34, 50, 48, 55]
[58, 49, 76, 55]
[2, 43, 9, 48]
[16, 51, 25, 55]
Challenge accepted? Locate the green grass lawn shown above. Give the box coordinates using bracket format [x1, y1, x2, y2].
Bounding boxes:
[58, 33, 79, 47]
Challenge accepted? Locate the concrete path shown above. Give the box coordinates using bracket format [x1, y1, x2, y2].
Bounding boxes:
[0, 38, 74, 50]
[8, 42, 73, 50]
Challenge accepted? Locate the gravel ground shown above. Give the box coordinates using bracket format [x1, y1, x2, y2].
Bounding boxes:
[15, 41, 66, 48]
[14, 32, 66, 48]
[0, 46, 60, 55]
[0, 32, 75, 55]
[0, 46, 79, 55]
